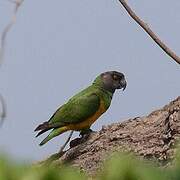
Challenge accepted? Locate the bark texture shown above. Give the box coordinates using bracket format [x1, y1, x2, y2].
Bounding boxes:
[53, 97, 180, 174]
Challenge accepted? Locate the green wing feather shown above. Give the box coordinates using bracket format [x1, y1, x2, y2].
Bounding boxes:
[37, 93, 100, 146]
[48, 92, 100, 126]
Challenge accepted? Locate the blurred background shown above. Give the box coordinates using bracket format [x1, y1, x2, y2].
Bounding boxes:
[0, 0, 179, 161]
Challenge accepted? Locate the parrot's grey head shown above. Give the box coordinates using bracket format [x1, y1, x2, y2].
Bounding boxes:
[99, 71, 127, 93]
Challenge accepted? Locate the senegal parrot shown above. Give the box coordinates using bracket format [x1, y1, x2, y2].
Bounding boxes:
[35, 71, 127, 146]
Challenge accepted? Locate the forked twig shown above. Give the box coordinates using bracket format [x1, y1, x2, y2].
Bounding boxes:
[118, 0, 180, 65]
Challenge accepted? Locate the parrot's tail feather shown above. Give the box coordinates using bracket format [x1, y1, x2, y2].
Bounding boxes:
[39, 126, 68, 146]
[35, 128, 51, 137]
[34, 121, 49, 131]
[39, 135, 52, 146]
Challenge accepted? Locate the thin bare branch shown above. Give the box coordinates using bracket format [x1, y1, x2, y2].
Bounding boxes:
[0, 0, 24, 126]
[118, 0, 180, 65]
[36, 131, 74, 165]
[0, 94, 7, 126]
[0, 0, 24, 65]
[58, 130, 74, 154]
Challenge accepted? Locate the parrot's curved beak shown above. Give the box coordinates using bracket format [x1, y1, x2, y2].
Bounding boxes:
[121, 78, 127, 91]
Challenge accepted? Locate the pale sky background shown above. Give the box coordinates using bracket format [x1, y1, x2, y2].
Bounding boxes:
[0, 0, 179, 161]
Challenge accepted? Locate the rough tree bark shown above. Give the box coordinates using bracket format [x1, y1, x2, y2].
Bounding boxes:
[44, 97, 180, 175]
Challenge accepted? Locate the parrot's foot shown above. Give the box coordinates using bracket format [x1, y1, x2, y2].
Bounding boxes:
[69, 129, 95, 148]
[79, 129, 94, 137]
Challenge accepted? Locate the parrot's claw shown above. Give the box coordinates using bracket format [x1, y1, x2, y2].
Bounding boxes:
[79, 129, 94, 137]
[70, 129, 94, 148]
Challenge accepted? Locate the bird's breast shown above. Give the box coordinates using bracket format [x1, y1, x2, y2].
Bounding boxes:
[68, 99, 107, 130]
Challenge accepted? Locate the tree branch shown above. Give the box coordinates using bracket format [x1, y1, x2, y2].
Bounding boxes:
[0, 0, 24, 126]
[118, 0, 180, 65]
[0, 0, 24, 65]
[54, 97, 180, 175]
[37, 131, 74, 165]
[0, 94, 7, 127]
[58, 130, 74, 154]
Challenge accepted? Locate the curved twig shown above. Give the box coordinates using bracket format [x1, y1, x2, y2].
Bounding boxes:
[58, 130, 74, 154]
[0, 0, 24, 126]
[118, 0, 180, 65]
[0, 94, 7, 126]
[38, 131, 74, 165]
[0, 0, 24, 65]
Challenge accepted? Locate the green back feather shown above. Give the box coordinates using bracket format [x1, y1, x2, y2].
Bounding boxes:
[48, 82, 113, 127]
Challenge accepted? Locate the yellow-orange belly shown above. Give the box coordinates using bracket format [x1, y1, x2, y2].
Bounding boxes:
[67, 100, 106, 131]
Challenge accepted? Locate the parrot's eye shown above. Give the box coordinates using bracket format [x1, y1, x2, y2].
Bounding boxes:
[113, 74, 119, 81]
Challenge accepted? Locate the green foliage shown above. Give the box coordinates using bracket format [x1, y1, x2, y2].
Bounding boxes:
[0, 156, 86, 180]
[99, 153, 169, 180]
[1, 152, 180, 180]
